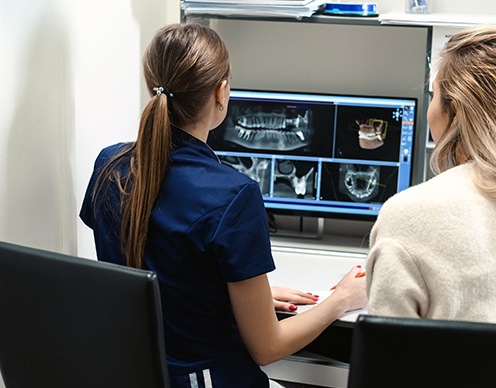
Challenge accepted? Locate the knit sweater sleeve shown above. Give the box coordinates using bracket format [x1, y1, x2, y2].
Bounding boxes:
[366, 237, 429, 318]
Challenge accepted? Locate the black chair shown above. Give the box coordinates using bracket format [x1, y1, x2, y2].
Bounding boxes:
[0, 241, 170, 388]
[348, 314, 496, 388]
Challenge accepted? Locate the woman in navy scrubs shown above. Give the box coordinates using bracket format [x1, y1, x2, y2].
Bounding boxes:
[80, 22, 367, 387]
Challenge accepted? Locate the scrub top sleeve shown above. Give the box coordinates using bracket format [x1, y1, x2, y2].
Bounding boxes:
[80, 161, 100, 229]
[212, 181, 276, 282]
[79, 145, 122, 229]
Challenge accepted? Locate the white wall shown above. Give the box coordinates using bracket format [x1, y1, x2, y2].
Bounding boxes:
[0, 2, 180, 386]
[74, 0, 180, 260]
[1, 0, 72, 252]
[0, 0, 180, 260]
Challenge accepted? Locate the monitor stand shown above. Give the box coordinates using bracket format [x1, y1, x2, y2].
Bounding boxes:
[270, 217, 325, 240]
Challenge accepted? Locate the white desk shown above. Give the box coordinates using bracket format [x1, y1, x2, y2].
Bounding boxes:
[264, 235, 369, 388]
[269, 235, 368, 303]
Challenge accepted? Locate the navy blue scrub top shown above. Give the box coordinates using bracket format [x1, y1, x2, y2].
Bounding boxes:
[80, 128, 276, 386]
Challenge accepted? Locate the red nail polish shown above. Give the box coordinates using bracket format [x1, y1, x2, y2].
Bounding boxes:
[289, 305, 298, 312]
[356, 265, 362, 268]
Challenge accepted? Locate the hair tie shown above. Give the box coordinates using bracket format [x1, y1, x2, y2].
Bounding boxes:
[153, 86, 173, 98]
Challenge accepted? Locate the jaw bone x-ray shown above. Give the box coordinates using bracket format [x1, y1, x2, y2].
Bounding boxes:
[222, 101, 313, 151]
[339, 164, 380, 202]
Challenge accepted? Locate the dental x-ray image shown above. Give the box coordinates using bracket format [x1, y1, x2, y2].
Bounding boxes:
[224, 101, 312, 152]
[273, 159, 317, 199]
[209, 99, 335, 158]
[320, 162, 399, 204]
[339, 164, 379, 202]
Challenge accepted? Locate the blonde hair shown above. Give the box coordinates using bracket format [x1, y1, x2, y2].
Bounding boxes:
[430, 25, 496, 196]
[96, 22, 231, 268]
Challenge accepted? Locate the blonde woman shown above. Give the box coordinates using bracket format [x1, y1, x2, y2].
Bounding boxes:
[366, 25, 496, 323]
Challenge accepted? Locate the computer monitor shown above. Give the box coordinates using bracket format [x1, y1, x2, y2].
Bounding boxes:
[208, 89, 417, 221]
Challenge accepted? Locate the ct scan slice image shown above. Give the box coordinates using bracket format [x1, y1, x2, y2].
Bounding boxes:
[338, 164, 380, 202]
[273, 159, 317, 199]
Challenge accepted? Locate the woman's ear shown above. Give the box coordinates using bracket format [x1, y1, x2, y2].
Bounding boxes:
[215, 79, 229, 109]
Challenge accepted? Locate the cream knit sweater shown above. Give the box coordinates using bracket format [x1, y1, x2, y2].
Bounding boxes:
[366, 163, 496, 322]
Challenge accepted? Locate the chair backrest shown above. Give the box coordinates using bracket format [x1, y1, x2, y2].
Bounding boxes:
[0, 241, 170, 388]
[348, 314, 496, 388]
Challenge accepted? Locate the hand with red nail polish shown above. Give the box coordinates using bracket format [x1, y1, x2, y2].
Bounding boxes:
[271, 286, 319, 312]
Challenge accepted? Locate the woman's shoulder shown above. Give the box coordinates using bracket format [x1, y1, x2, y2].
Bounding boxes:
[383, 164, 473, 209]
[188, 150, 257, 189]
[98, 142, 132, 160]
[373, 164, 475, 235]
[208, 163, 260, 202]
[92, 142, 132, 170]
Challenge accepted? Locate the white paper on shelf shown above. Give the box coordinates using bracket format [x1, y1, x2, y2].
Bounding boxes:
[183, 0, 317, 5]
[379, 12, 496, 27]
[181, 0, 326, 19]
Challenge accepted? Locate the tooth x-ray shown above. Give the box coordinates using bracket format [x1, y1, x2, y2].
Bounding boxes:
[226, 103, 311, 151]
[207, 89, 417, 220]
[209, 98, 335, 158]
[221, 100, 314, 152]
[274, 160, 317, 199]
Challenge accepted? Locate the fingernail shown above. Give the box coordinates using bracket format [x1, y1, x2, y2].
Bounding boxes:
[289, 305, 298, 312]
[356, 265, 362, 268]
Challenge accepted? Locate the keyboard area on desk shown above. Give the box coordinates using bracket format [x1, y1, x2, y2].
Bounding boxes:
[269, 236, 368, 313]
[262, 236, 370, 386]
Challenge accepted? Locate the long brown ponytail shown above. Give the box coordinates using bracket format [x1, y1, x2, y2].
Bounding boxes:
[121, 91, 171, 268]
[95, 22, 231, 268]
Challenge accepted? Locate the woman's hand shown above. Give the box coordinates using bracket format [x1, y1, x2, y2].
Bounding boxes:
[271, 286, 319, 312]
[330, 266, 368, 312]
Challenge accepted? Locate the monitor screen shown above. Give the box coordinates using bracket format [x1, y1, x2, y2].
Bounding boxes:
[207, 89, 417, 220]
